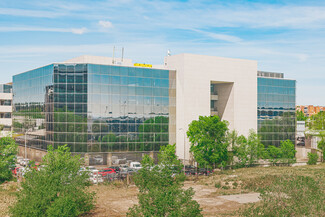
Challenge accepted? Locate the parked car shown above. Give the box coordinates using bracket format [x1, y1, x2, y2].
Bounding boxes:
[130, 162, 142, 170]
[183, 165, 197, 176]
[12, 167, 21, 176]
[88, 169, 104, 184]
[89, 175, 104, 184]
[198, 168, 212, 176]
[20, 159, 30, 167]
[86, 166, 97, 173]
[109, 166, 121, 173]
[93, 155, 103, 164]
[120, 168, 136, 178]
[20, 167, 31, 176]
[98, 168, 116, 176]
[30, 163, 40, 170]
[16, 156, 23, 164]
[119, 165, 129, 172]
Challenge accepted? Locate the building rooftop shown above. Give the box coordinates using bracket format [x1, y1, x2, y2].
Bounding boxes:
[62, 55, 133, 67]
[257, 71, 284, 78]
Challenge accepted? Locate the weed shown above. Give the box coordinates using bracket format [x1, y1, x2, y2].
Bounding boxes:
[242, 174, 325, 216]
[214, 182, 221, 188]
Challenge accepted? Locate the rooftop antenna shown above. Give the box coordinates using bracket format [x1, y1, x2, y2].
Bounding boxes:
[167, 49, 171, 56]
[112, 46, 115, 64]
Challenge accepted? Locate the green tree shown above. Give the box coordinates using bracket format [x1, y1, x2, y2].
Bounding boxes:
[308, 111, 325, 130]
[232, 135, 248, 167]
[279, 140, 296, 164]
[232, 130, 265, 167]
[266, 145, 282, 165]
[187, 116, 229, 168]
[317, 138, 325, 162]
[307, 152, 318, 165]
[0, 136, 18, 183]
[10, 145, 95, 217]
[127, 144, 202, 217]
[296, 110, 307, 121]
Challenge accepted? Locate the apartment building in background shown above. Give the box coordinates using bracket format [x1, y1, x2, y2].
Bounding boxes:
[0, 83, 12, 130]
[296, 105, 325, 117]
[12, 54, 296, 165]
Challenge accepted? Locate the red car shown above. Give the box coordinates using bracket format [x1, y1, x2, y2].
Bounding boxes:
[98, 168, 116, 176]
[12, 167, 21, 176]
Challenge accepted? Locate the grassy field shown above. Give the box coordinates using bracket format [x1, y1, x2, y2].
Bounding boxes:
[1, 163, 324, 216]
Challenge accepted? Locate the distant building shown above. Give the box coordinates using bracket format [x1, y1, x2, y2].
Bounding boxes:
[0, 83, 12, 129]
[297, 105, 325, 117]
[296, 121, 306, 146]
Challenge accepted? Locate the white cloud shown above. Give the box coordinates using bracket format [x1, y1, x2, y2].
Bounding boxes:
[71, 27, 88, 34]
[0, 7, 63, 18]
[0, 26, 88, 34]
[98, 20, 113, 28]
[190, 29, 242, 43]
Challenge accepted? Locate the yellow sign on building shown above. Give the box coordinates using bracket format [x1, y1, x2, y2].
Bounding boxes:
[134, 63, 152, 68]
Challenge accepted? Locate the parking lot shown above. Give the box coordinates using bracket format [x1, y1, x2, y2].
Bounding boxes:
[13, 155, 214, 185]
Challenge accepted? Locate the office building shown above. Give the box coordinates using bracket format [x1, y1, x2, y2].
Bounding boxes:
[257, 71, 296, 147]
[13, 55, 175, 164]
[0, 83, 13, 129]
[13, 54, 296, 164]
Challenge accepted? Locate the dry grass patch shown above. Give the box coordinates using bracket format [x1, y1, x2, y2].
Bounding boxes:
[0, 182, 18, 217]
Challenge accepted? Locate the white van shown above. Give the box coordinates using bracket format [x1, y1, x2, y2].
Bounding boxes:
[129, 162, 142, 170]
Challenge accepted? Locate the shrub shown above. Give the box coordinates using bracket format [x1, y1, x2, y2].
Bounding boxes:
[279, 140, 296, 164]
[242, 175, 325, 216]
[127, 144, 202, 217]
[10, 145, 95, 217]
[307, 152, 318, 165]
[215, 182, 221, 188]
[0, 137, 18, 184]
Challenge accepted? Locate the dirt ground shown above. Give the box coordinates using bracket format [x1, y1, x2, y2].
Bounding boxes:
[1, 164, 324, 217]
[87, 180, 257, 217]
[87, 163, 325, 216]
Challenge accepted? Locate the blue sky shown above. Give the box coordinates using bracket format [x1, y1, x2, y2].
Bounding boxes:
[1, 0, 325, 105]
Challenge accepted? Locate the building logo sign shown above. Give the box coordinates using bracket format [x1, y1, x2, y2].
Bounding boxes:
[134, 63, 152, 68]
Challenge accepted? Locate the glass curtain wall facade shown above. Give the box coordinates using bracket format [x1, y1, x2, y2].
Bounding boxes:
[257, 77, 296, 147]
[13, 64, 176, 158]
[13, 65, 53, 149]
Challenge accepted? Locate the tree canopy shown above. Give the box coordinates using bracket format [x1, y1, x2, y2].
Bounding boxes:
[231, 129, 265, 167]
[0, 136, 17, 183]
[187, 116, 229, 168]
[10, 145, 95, 217]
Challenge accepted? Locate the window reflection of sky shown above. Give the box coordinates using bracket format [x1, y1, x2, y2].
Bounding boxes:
[13, 63, 176, 153]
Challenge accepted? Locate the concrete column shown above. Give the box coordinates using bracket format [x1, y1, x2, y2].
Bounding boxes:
[107, 153, 112, 166]
[149, 151, 154, 160]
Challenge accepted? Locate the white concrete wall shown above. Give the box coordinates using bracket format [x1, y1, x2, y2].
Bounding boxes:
[0, 93, 12, 100]
[166, 53, 258, 160]
[0, 118, 12, 126]
[0, 92, 12, 127]
[0, 105, 12, 113]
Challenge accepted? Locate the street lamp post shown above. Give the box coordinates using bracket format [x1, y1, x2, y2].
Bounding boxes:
[24, 128, 32, 160]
